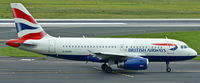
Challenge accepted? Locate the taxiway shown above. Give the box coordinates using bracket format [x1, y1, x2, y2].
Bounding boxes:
[0, 57, 199, 83]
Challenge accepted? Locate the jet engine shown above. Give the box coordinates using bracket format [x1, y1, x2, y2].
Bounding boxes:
[117, 58, 149, 70]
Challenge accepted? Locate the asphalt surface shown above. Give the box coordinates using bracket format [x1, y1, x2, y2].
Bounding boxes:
[0, 57, 199, 83]
[3, 19, 200, 23]
[0, 26, 200, 39]
[2, 19, 200, 31]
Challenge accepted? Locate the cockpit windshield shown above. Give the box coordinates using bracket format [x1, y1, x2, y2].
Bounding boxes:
[181, 45, 188, 49]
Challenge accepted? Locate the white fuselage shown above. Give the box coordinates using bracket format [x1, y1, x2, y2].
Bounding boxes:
[21, 37, 197, 62]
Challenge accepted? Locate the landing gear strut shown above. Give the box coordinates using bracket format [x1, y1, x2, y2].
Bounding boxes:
[166, 61, 171, 72]
[101, 63, 113, 73]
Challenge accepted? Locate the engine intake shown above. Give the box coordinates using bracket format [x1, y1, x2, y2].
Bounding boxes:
[117, 58, 149, 70]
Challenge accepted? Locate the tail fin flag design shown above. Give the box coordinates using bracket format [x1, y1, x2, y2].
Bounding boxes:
[6, 3, 50, 47]
[11, 3, 47, 39]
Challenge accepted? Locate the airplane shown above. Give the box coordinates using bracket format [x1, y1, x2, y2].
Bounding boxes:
[6, 3, 198, 73]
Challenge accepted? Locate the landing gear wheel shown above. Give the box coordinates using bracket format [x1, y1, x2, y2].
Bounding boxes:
[166, 61, 171, 72]
[101, 64, 108, 70]
[105, 67, 112, 73]
[166, 67, 171, 72]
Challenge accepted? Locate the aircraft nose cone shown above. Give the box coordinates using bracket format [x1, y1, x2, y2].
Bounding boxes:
[190, 48, 198, 55]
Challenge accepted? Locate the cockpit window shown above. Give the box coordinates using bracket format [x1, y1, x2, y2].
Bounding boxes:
[181, 45, 188, 49]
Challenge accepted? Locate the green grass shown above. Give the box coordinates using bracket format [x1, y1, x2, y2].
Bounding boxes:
[1, 0, 200, 18]
[104, 31, 200, 60]
[0, 47, 45, 57]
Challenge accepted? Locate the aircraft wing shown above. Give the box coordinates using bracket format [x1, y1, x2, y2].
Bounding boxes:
[88, 50, 145, 60]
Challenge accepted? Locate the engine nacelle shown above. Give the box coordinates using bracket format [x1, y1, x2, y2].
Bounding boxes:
[117, 58, 149, 70]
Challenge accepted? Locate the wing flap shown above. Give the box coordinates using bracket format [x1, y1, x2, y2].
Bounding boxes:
[89, 50, 144, 60]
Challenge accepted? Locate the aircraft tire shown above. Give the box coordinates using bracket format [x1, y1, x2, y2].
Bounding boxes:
[101, 64, 108, 70]
[166, 67, 171, 72]
[105, 67, 112, 73]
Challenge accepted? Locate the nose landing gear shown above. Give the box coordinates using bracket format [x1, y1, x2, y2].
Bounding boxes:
[166, 61, 171, 72]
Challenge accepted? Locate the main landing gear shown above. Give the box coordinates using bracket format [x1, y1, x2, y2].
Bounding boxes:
[166, 61, 171, 72]
[101, 63, 113, 73]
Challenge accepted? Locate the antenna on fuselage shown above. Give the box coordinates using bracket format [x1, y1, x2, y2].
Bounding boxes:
[83, 35, 85, 38]
[164, 35, 168, 39]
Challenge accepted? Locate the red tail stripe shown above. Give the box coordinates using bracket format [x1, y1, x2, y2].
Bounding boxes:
[12, 8, 37, 24]
[153, 43, 176, 46]
[20, 31, 46, 40]
[6, 31, 46, 47]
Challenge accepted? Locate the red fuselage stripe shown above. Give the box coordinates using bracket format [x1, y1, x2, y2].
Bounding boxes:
[153, 43, 176, 46]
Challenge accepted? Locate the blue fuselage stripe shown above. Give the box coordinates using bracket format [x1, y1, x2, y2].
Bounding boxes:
[43, 54, 196, 62]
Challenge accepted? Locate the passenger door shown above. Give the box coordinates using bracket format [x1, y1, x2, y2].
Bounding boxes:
[120, 44, 127, 52]
[167, 42, 175, 54]
[48, 39, 56, 53]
